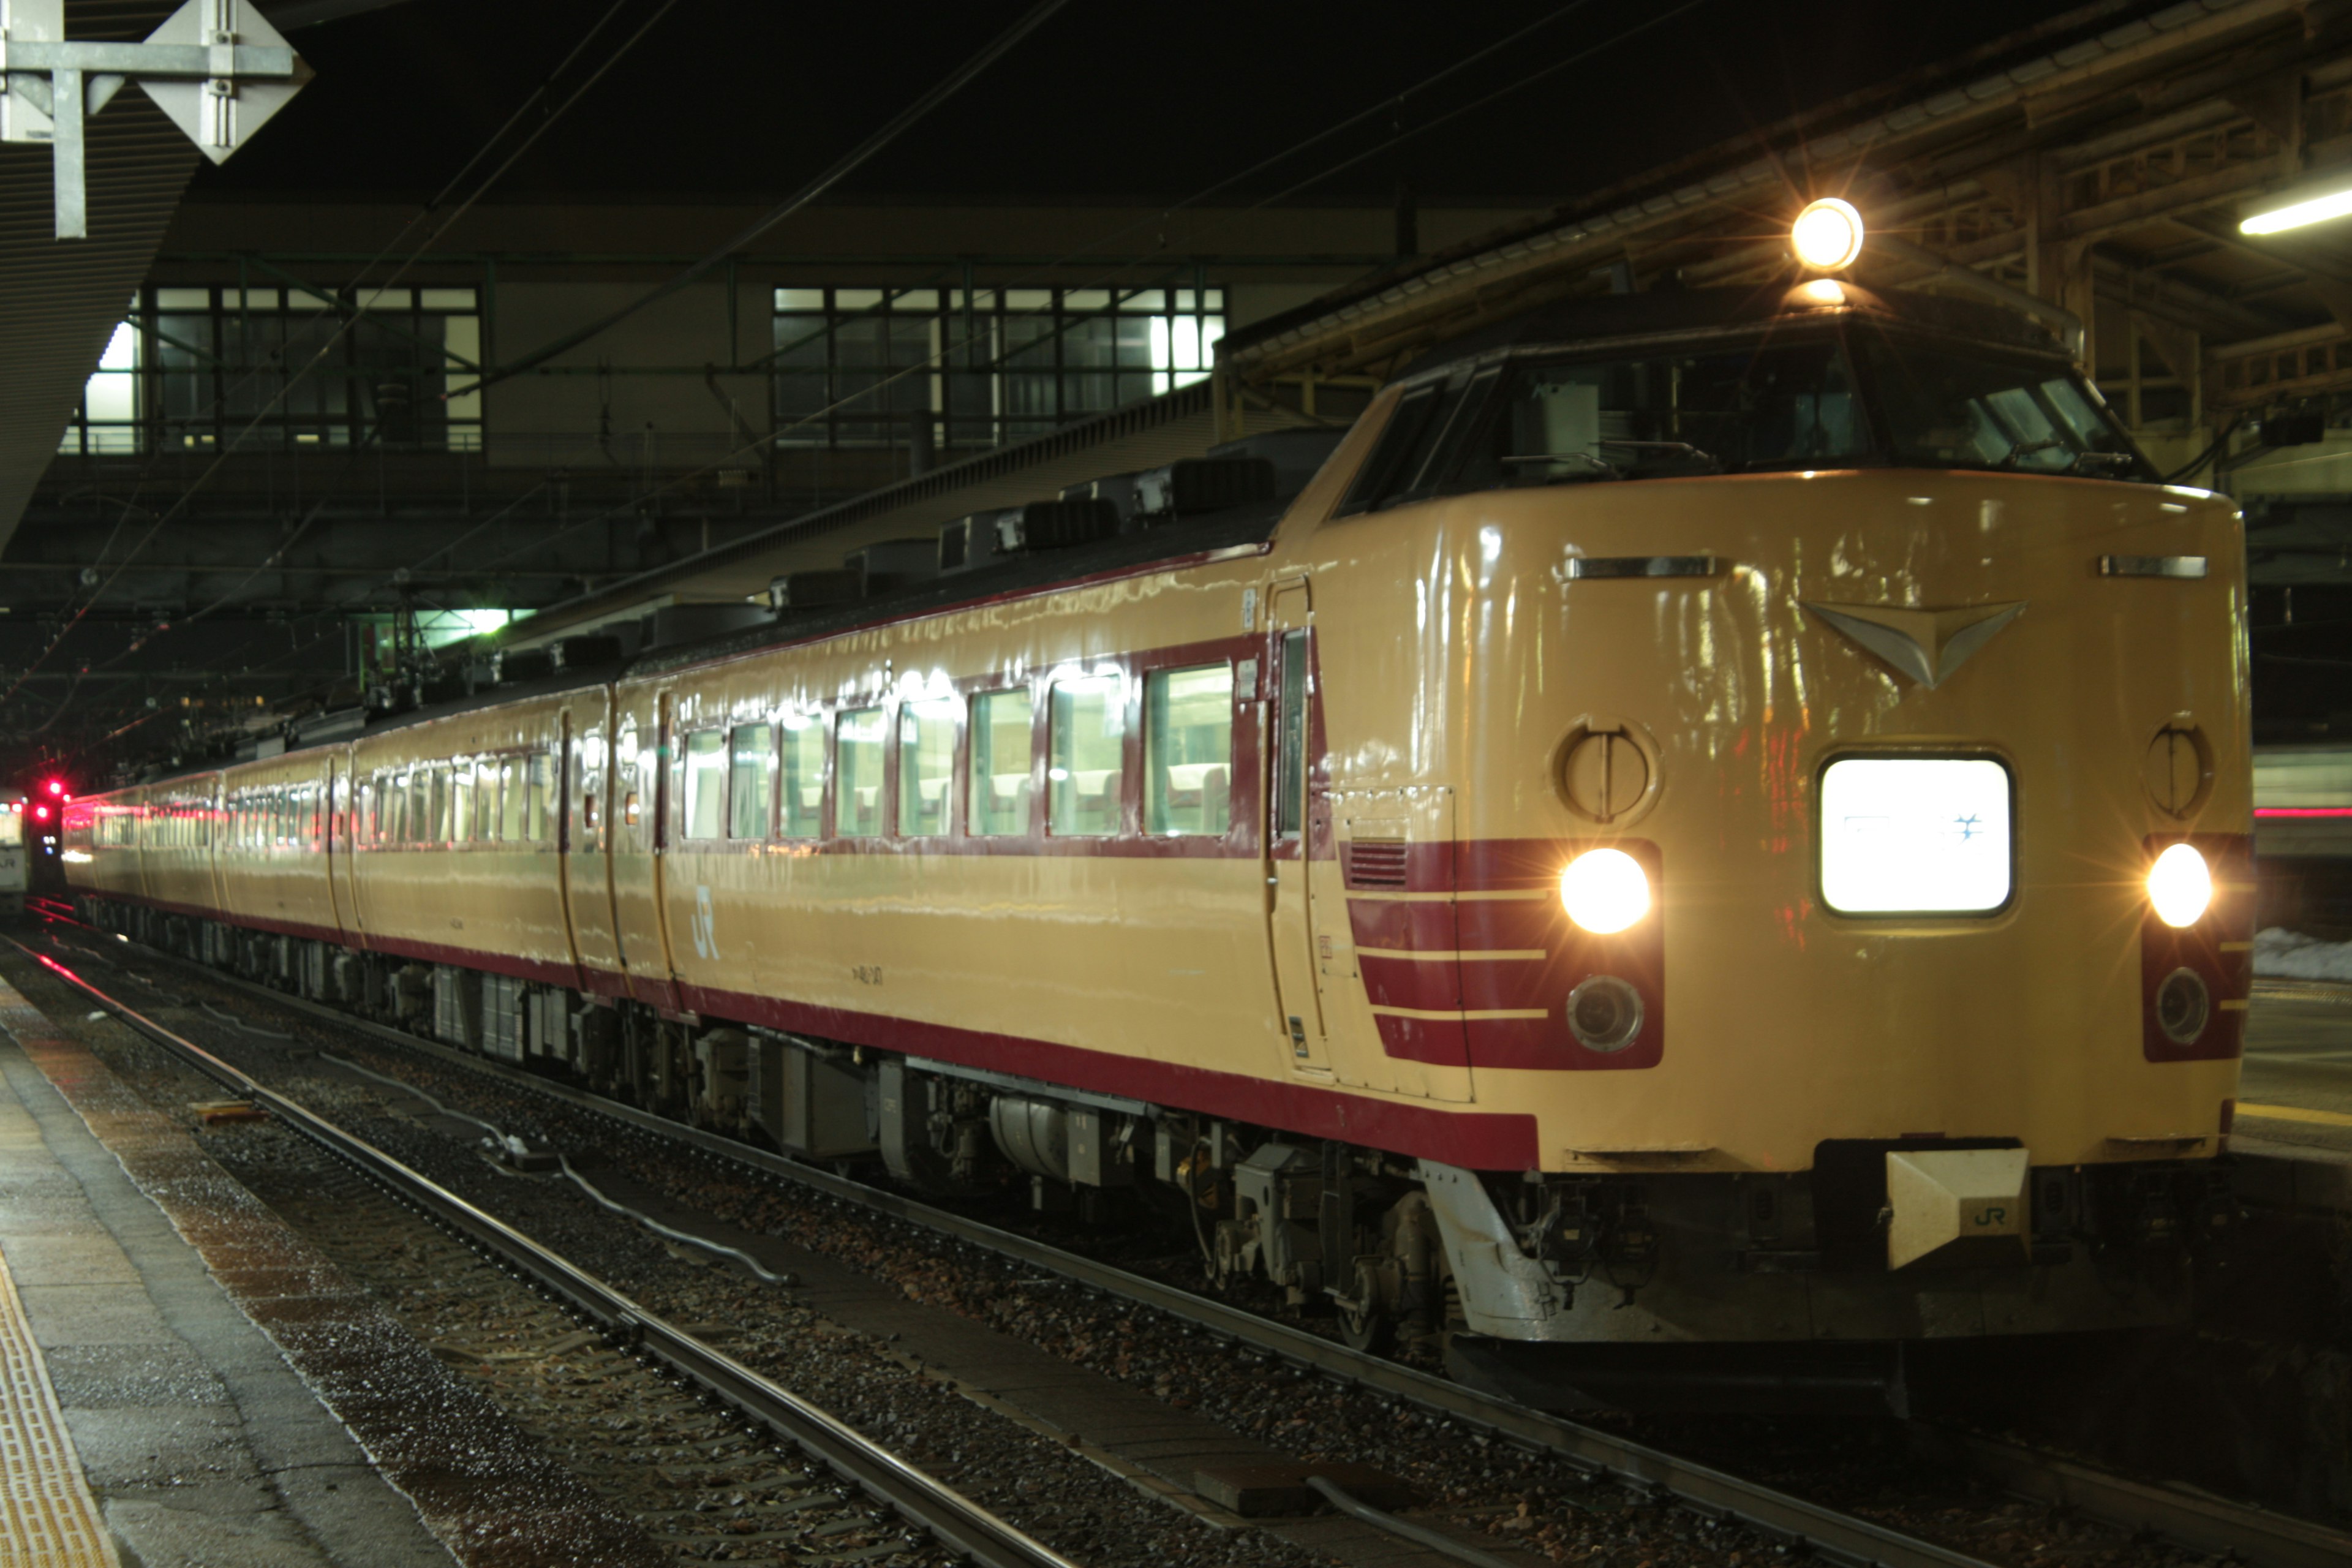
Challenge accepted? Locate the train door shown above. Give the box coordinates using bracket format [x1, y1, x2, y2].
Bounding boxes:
[323, 753, 350, 940]
[1264, 579, 1330, 1072]
[608, 687, 680, 1008]
[564, 693, 627, 989]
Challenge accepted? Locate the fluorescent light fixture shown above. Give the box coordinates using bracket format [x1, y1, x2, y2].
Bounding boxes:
[2242, 177, 2352, 236]
[1820, 756, 2012, 914]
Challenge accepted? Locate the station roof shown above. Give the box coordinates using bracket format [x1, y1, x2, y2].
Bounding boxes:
[1221, 0, 2352, 410]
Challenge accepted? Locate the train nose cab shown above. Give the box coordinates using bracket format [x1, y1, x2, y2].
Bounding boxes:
[1309, 277, 2246, 1381]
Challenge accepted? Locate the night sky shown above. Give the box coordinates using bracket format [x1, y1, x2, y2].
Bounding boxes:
[211, 0, 2094, 208]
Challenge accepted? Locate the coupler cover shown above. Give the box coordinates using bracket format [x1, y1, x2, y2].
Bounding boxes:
[1885, 1148, 2029, 1268]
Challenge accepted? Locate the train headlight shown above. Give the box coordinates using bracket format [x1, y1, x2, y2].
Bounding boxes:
[1792, 197, 1864, 270]
[1559, 848, 1649, 934]
[2147, 842, 2213, 928]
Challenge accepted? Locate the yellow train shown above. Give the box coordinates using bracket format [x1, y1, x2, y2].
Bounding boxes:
[64, 242, 2252, 1408]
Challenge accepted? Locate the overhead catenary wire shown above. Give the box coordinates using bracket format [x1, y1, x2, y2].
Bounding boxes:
[453, 0, 1728, 584]
[1247, 0, 1719, 212]
[450, 0, 1079, 399]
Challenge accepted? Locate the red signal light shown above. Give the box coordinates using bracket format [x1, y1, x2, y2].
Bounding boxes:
[32, 805, 50, 822]
[43, 778, 63, 797]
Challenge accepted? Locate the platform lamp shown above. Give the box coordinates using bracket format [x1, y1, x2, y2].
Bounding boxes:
[1790, 198, 1866, 270]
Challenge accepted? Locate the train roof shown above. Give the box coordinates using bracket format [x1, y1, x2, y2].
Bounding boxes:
[1401, 282, 2067, 382]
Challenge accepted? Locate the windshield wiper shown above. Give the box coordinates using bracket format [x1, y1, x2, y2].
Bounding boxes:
[1599, 437, 1722, 472]
[1996, 436, 2065, 469]
[2067, 450, 2138, 477]
[1501, 452, 1622, 483]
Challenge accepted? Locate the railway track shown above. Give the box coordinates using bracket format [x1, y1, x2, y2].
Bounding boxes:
[4, 930, 1079, 1568]
[19, 913, 2352, 1568]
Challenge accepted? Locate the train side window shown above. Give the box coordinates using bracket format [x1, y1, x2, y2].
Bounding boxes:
[476, 761, 500, 842]
[528, 753, 553, 842]
[431, 767, 453, 843]
[780, 714, 824, 838]
[1275, 631, 1309, 839]
[500, 758, 527, 842]
[835, 708, 886, 837]
[969, 688, 1033, 837]
[729, 725, 775, 839]
[1146, 665, 1234, 837]
[452, 764, 473, 842]
[616, 719, 643, 836]
[1049, 676, 1123, 836]
[409, 772, 431, 845]
[682, 731, 726, 840]
[897, 700, 955, 838]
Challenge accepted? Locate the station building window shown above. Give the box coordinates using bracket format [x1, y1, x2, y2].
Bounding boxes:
[836, 708, 887, 837]
[772, 286, 1224, 450]
[1146, 665, 1234, 836]
[970, 689, 1033, 837]
[58, 285, 484, 456]
[1049, 676, 1123, 836]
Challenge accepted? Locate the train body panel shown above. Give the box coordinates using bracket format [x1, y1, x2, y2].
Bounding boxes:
[640, 550, 1333, 1116]
[1293, 467, 2248, 1174]
[345, 697, 578, 987]
[216, 752, 342, 944]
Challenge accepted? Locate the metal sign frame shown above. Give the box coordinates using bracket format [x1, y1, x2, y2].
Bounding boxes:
[0, 0, 307, 238]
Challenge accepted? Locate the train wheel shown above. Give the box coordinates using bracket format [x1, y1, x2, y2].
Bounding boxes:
[1337, 1296, 1391, 1354]
[1210, 1219, 1247, 1289]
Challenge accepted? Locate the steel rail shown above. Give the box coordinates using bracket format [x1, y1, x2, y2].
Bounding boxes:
[30, 915, 2352, 1568]
[3, 936, 1080, 1568]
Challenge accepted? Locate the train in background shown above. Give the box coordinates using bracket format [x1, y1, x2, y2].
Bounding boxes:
[0, 776, 69, 918]
[59, 209, 2253, 1412]
[2248, 745, 2352, 933]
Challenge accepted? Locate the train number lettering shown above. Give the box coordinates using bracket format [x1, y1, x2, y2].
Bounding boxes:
[851, 965, 884, 986]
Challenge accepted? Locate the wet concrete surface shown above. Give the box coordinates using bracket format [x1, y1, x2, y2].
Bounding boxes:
[0, 974, 661, 1568]
[0, 981, 454, 1568]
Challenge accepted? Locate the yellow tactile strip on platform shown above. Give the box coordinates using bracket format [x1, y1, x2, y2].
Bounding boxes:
[0, 1244, 116, 1568]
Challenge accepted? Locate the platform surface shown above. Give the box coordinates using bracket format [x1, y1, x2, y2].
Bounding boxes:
[0, 978, 453, 1568]
[2239, 981, 2352, 1164]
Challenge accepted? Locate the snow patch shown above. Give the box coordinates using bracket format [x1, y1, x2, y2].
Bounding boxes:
[2254, 927, 2352, 982]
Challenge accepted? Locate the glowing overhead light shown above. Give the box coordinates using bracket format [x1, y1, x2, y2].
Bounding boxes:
[1559, 848, 1650, 935]
[2241, 176, 2352, 236]
[1794, 278, 1849, 306]
[1792, 197, 1865, 270]
[2147, 842, 2214, 929]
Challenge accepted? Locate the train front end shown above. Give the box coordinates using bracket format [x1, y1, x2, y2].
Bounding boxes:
[1309, 280, 2247, 1391]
